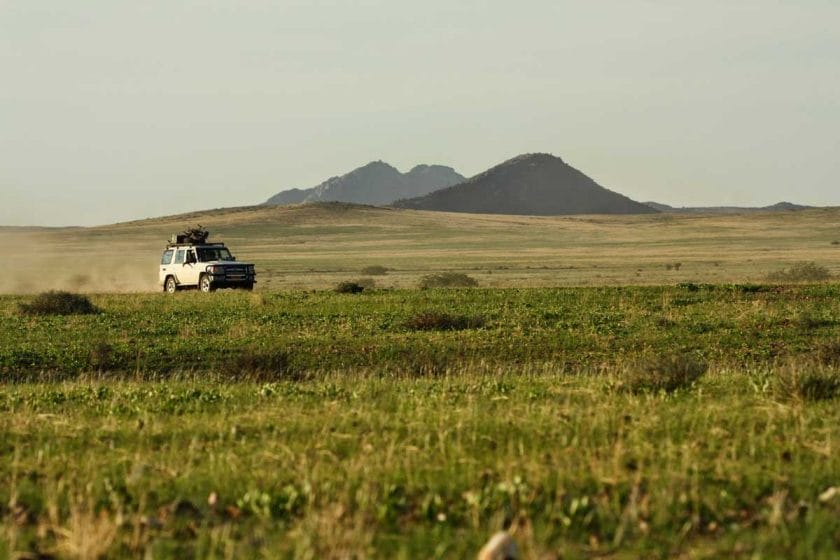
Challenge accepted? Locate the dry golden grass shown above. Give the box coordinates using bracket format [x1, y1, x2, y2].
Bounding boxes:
[2, 203, 838, 292]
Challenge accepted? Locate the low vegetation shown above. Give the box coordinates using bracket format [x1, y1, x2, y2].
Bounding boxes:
[2, 285, 840, 557]
[2, 370, 839, 558]
[418, 272, 478, 288]
[18, 291, 99, 316]
[3, 285, 840, 381]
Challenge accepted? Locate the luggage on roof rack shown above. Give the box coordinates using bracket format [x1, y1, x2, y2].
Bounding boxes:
[169, 225, 210, 245]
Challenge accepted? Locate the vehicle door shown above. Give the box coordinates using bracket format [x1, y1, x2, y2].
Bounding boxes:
[159, 249, 175, 285]
[171, 248, 197, 286]
[180, 248, 202, 286]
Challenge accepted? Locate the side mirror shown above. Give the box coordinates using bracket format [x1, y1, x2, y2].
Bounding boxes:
[231, 256, 236, 261]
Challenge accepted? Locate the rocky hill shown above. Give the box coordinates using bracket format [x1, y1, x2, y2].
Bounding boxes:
[394, 153, 656, 216]
[264, 161, 464, 206]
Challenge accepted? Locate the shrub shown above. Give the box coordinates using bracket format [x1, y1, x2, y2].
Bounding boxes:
[774, 366, 840, 402]
[19, 291, 99, 316]
[831, 240, 839, 246]
[405, 354, 451, 377]
[355, 277, 376, 290]
[767, 262, 832, 282]
[405, 311, 485, 331]
[622, 353, 708, 394]
[418, 272, 478, 289]
[334, 281, 365, 294]
[360, 265, 389, 276]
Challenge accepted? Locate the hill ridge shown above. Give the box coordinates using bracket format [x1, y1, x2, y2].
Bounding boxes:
[264, 161, 464, 206]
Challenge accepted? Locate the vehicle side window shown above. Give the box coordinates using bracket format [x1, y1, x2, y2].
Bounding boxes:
[174, 249, 185, 264]
[161, 249, 174, 265]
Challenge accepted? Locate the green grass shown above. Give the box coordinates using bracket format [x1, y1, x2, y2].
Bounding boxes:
[2, 285, 840, 558]
[2, 373, 840, 558]
[3, 284, 840, 381]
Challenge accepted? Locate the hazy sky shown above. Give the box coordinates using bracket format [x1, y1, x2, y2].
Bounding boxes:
[2, 1, 838, 226]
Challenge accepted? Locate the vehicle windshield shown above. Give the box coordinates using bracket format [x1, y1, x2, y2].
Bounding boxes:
[197, 247, 234, 262]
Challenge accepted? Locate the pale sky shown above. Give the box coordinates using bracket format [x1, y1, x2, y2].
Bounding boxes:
[1, 0, 838, 226]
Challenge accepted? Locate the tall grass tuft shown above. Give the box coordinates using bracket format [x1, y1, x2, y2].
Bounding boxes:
[220, 347, 300, 381]
[774, 365, 840, 401]
[622, 353, 708, 394]
[18, 291, 99, 316]
[405, 311, 485, 331]
[816, 341, 840, 367]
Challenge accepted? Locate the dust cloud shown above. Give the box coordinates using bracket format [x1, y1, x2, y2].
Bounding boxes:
[0, 230, 160, 294]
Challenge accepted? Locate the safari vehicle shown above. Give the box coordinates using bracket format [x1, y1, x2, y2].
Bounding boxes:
[159, 227, 256, 293]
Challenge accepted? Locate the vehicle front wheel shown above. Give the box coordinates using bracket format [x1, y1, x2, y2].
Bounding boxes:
[164, 276, 177, 294]
[199, 274, 215, 293]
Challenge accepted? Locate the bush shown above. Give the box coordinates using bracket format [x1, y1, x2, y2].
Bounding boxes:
[774, 366, 840, 401]
[355, 277, 376, 290]
[767, 262, 832, 282]
[418, 272, 478, 289]
[360, 265, 389, 276]
[19, 291, 99, 316]
[622, 353, 708, 394]
[334, 281, 365, 294]
[405, 311, 485, 331]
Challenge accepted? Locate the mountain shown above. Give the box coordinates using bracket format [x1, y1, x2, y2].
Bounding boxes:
[393, 153, 657, 216]
[264, 161, 465, 206]
[265, 188, 308, 205]
[645, 201, 812, 214]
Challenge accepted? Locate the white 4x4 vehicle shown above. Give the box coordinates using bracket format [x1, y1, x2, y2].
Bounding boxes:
[160, 236, 256, 293]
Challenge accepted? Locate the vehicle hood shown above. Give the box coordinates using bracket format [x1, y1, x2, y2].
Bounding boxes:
[201, 260, 254, 267]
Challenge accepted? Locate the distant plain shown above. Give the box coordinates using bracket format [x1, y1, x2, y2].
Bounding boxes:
[2, 204, 839, 293]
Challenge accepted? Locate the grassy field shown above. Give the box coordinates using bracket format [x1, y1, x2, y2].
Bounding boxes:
[2, 204, 839, 292]
[3, 206, 840, 557]
[3, 285, 840, 558]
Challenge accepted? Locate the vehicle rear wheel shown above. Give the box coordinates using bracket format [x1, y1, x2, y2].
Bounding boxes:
[199, 274, 215, 293]
[164, 276, 177, 293]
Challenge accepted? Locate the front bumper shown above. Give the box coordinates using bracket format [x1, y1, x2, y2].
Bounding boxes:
[208, 270, 256, 288]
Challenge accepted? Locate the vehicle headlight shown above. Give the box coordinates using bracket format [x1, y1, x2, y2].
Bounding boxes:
[207, 265, 221, 274]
